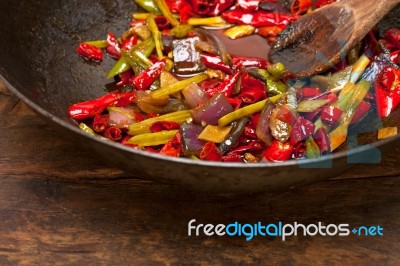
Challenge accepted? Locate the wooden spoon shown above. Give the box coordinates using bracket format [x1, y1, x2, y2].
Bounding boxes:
[269, 0, 400, 77]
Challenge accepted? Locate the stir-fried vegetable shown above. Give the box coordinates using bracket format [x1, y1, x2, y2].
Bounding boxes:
[71, 0, 400, 163]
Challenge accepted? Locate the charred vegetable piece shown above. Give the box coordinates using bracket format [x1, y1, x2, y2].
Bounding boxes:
[172, 37, 206, 75]
[180, 123, 206, 156]
[191, 92, 234, 125]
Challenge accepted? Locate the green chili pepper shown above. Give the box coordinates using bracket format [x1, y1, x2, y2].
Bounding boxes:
[106, 57, 131, 79]
[266, 77, 286, 96]
[120, 50, 147, 74]
[267, 62, 285, 79]
[135, 0, 161, 14]
[305, 137, 320, 158]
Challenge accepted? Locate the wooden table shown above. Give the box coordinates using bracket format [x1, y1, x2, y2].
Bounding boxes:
[0, 80, 399, 265]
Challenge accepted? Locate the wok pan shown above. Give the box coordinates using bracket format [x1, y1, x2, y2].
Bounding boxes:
[0, 0, 399, 193]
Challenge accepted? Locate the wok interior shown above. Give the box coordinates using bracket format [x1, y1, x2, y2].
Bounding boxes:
[0, 0, 137, 120]
[0, 0, 399, 192]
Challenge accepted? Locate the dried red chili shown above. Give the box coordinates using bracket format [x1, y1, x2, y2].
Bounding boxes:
[231, 55, 268, 69]
[290, 0, 311, 15]
[92, 114, 110, 133]
[205, 71, 240, 97]
[221, 10, 297, 28]
[103, 127, 123, 141]
[237, 0, 260, 12]
[237, 72, 267, 104]
[189, 0, 235, 16]
[149, 121, 181, 132]
[263, 140, 294, 162]
[385, 28, 400, 50]
[290, 116, 315, 145]
[130, 59, 166, 90]
[160, 133, 183, 157]
[375, 65, 400, 118]
[320, 106, 343, 128]
[106, 32, 121, 59]
[68, 91, 137, 120]
[76, 42, 103, 61]
[199, 141, 223, 161]
[201, 53, 232, 74]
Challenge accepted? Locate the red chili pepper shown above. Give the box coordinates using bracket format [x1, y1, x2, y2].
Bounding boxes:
[130, 59, 166, 90]
[231, 55, 268, 69]
[243, 124, 257, 139]
[237, 0, 260, 12]
[120, 35, 138, 51]
[166, 0, 195, 23]
[276, 106, 297, 126]
[133, 112, 145, 122]
[106, 32, 121, 59]
[154, 16, 171, 30]
[222, 153, 243, 162]
[321, 105, 343, 127]
[293, 141, 306, 159]
[116, 69, 134, 87]
[298, 87, 321, 99]
[160, 133, 182, 157]
[312, 0, 336, 8]
[129, 20, 145, 27]
[302, 108, 321, 122]
[199, 141, 223, 161]
[114, 92, 137, 107]
[221, 10, 298, 28]
[290, 116, 315, 145]
[390, 50, 400, 64]
[350, 101, 371, 125]
[103, 126, 123, 141]
[385, 28, 400, 50]
[313, 128, 331, 155]
[68, 91, 137, 120]
[257, 26, 284, 39]
[201, 53, 232, 74]
[149, 121, 181, 132]
[313, 91, 338, 104]
[375, 66, 400, 118]
[189, 0, 235, 16]
[205, 71, 240, 97]
[263, 140, 294, 162]
[237, 72, 267, 104]
[76, 42, 103, 61]
[227, 97, 243, 110]
[92, 114, 109, 133]
[229, 140, 265, 155]
[290, 0, 311, 15]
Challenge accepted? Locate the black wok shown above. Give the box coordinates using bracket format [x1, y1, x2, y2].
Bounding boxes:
[0, 0, 399, 193]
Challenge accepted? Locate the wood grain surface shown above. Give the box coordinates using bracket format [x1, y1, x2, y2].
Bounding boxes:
[0, 80, 399, 265]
